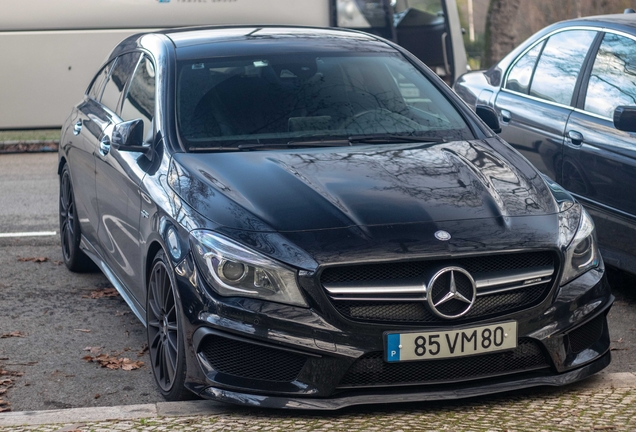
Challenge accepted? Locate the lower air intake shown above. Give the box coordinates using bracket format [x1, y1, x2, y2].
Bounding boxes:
[568, 314, 605, 354]
[199, 334, 306, 382]
[338, 338, 549, 388]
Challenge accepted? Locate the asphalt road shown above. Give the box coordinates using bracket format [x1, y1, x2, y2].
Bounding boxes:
[0, 152, 634, 412]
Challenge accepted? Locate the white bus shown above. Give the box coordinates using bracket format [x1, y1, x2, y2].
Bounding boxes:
[0, 0, 466, 129]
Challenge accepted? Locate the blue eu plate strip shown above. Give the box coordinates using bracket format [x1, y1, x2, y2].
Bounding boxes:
[386, 334, 401, 362]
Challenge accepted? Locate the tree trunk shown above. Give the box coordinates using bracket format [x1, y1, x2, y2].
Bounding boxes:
[484, 0, 522, 68]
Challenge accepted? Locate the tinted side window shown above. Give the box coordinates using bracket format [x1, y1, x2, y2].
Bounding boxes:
[505, 42, 544, 94]
[529, 30, 597, 105]
[585, 33, 636, 118]
[87, 61, 114, 101]
[121, 56, 156, 140]
[101, 52, 141, 113]
[393, 0, 444, 27]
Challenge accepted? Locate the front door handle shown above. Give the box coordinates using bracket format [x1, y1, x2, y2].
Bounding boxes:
[73, 121, 82, 136]
[500, 109, 512, 123]
[99, 135, 111, 156]
[567, 130, 584, 145]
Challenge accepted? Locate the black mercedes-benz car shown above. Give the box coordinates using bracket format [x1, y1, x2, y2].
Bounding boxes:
[454, 12, 636, 276]
[59, 26, 612, 409]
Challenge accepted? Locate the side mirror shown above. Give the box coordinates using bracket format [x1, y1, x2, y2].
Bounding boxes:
[112, 119, 149, 153]
[613, 106, 636, 132]
[475, 105, 502, 134]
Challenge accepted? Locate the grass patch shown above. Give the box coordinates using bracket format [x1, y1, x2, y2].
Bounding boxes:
[0, 129, 61, 142]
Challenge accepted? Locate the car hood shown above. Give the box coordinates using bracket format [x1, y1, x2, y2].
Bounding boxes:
[169, 138, 559, 235]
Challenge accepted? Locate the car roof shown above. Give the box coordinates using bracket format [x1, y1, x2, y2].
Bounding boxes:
[164, 25, 395, 61]
[162, 25, 377, 47]
[567, 12, 636, 28]
[108, 26, 397, 63]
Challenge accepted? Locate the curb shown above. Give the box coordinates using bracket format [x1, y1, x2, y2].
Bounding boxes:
[0, 401, 231, 427]
[0, 372, 635, 427]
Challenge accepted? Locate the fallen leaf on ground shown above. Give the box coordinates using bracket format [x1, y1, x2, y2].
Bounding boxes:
[0, 370, 24, 377]
[83, 346, 101, 354]
[94, 394, 100, 399]
[121, 358, 144, 371]
[115, 311, 130, 317]
[1, 331, 26, 339]
[17, 257, 48, 263]
[74, 329, 91, 333]
[0, 400, 10, 412]
[82, 354, 144, 371]
[138, 344, 149, 357]
[82, 288, 119, 299]
[0, 389, 6, 395]
[53, 260, 64, 266]
[614, 338, 624, 343]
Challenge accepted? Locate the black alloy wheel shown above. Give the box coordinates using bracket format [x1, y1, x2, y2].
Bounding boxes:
[59, 165, 94, 272]
[147, 250, 191, 400]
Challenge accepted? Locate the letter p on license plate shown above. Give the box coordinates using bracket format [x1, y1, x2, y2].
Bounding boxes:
[385, 322, 517, 362]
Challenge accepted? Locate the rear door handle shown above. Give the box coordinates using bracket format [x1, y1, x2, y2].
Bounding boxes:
[500, 109, 512, 123]
[567, 130, 584, 145]
[73, 121, 82, 136]
[99, 135, 111, 156]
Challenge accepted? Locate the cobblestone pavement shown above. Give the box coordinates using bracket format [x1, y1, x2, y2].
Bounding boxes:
[1, 384, 635, 432]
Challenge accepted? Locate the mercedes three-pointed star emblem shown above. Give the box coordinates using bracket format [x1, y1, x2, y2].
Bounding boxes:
[427, 267, 477, 319]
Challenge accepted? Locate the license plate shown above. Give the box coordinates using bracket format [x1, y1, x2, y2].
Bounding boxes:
[385, 322, 517, 362]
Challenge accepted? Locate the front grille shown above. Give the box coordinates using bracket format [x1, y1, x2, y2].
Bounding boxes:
[321, 251, 556, 324]
[333, 283, 549, 323]
[338, 338, 549, 388]
[321, 252, 554, 284]
[568, 314, 605, 354]
[199, 335, 306, 382]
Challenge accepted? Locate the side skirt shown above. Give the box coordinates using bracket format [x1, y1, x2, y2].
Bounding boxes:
[80, 236, 147, 327]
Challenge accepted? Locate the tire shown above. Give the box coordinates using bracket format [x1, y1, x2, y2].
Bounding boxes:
[147, 250, 192, 401]
[59, 164, 96, 272]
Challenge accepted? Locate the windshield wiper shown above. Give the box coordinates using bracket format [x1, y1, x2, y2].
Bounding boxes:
[192, 135, 445, 151]
[238, 139, 351, 150]
[348, 135, 446, 144]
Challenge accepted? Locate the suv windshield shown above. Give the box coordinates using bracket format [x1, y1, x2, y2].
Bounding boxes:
[177, 52, 473, 150]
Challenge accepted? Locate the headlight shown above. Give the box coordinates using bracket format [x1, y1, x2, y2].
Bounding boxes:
[558, 203, 600, 285]
[190, 230, 308, 307]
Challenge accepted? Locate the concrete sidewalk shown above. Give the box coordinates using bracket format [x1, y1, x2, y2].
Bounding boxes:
[1, 372, 635, 431]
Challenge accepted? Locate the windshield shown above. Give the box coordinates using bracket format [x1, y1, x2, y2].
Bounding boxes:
[177, 52, 474, 150]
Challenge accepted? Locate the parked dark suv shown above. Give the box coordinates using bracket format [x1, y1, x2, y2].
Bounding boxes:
[59, 26, 612, 409]
[455, 12, 636, 275]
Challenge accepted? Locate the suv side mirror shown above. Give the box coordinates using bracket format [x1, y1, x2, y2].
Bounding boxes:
[613, 106, 636, 132]
[476, 105, 502, 134]
[112, 119, 149, 153]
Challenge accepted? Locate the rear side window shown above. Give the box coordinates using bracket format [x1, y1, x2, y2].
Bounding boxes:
[87, 61, 113, 101]
[121, 55, 156, 141]
[584, 33, 636, 118]
[505, 42, 544, 94]
[101, 52, 141, 113]
[529, 30, 597, 105]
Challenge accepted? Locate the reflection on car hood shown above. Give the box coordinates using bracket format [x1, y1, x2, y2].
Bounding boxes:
[169, 138, 559, 233]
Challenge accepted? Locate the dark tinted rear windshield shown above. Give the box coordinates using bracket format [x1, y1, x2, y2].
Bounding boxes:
[177, 52, 473, 150]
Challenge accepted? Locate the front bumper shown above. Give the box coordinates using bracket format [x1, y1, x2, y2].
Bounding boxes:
[175, 258, 613, 410]
[199, 351, 611, 410]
